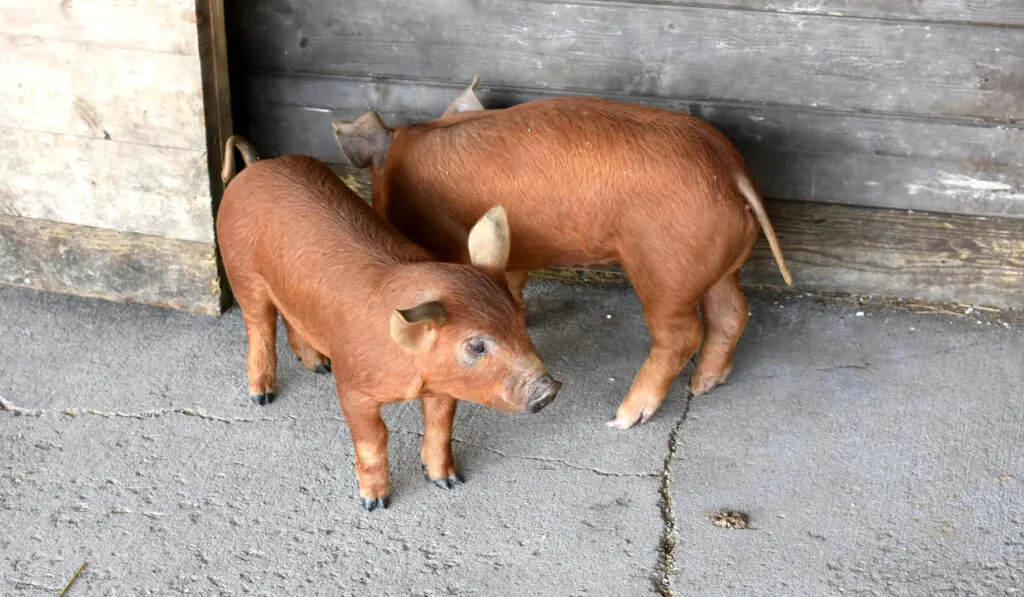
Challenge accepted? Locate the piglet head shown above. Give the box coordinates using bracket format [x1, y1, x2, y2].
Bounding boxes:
[389, 207, 561, 413]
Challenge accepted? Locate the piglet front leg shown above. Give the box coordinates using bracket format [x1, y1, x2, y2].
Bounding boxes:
[420, 395, 463, 489]
[339, 388, 390, 511]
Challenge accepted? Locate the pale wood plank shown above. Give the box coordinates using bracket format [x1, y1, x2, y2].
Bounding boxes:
[0, 128, 214, 244]
[0, 34, 206, 150]
[0, 0, 199, 55]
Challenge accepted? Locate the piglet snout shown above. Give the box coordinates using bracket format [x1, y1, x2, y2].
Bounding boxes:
[525, 373, 561, 413]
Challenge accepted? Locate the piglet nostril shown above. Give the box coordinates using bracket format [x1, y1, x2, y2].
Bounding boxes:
[526, 377, 561, 413]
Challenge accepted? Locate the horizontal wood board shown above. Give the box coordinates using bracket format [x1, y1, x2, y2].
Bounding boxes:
[585, 0, 1024, 26]
[0, 34, 206, 151]
[0, 128, 215, 243]
[327, 164, 1024, 309]
[0, 0, 201, 54]
[0, 2, 213, 243]
[241, 75, 1024, 218]
[0, 215, 222, 316]
[232, 0, 1024, 122]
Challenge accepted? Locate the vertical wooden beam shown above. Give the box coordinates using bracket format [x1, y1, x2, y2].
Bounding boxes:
[195, 0, 234, 311]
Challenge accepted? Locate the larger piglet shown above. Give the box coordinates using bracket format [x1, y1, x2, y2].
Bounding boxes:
[332, 80, 791, 430]
[216, 136, 560, 510]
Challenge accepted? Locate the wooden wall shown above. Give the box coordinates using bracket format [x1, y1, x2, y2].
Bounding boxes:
[226, 0, 1024, 308]
[0, 0, 231, 315]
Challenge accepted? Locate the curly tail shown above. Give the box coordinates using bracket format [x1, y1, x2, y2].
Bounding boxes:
[735, 172, 792, 285]
[221, 135, 260, 184]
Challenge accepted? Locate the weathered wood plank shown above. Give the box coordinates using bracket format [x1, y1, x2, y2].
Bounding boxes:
[0, 215, 223, 316]
[0, 0, 200, 54]
[0, 33, 206, 149]
[196, 0, 235, 304]
[238, 74, 1024, 218]
[195, 0, 234, 209]
[612, 0, 1024, 26]
[0, 128, 214, 244]
[741, 201, 1024, 310]
[325, 164, 1024, 310]
[232, 0, 1024, 121]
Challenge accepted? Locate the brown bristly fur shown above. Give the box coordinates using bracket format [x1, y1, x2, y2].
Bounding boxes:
[216, 139, 558, 506]
[334, 94, 792, 430]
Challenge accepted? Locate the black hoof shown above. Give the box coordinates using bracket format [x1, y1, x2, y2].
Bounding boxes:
[313, 363, 332, 375]
[423, 466, 464, 489]
[249, 392, 275, 406]
[362, 496, 390, 511]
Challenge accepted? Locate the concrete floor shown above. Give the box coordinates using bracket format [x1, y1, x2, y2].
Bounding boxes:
[1, 281, 1021, 596]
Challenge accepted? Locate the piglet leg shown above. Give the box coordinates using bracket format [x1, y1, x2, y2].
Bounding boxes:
[240, 296, 278, 406]
[691, 272, 747, 395]
[608, 306, 701, 430]
[283, 317, 331, 375]
[420, 395, 463, 489]
[339, 390, 391, 511]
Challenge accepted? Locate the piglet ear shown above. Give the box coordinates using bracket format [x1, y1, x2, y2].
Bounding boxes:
[331, 112, 393, 169]
[441, 77, 484, 117]
[467, 206, 510, 273]
[389, 301, 448, 353]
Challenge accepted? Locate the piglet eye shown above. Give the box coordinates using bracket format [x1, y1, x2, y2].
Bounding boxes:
[467, 340, 488, 357]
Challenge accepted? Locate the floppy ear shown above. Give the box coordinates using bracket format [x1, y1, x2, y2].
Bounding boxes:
[441, 77, 484, 117]
[467, 206, 510, 273]
[331, 112, 393, 169]
[389, 301, 448, 353]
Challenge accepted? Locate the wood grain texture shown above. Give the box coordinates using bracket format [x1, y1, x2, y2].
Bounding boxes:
[0, 33, 206, 149]
[609, 0, 1024, 26]
[195, 0, 235, 305]
[0, 128, 214, 243]
[0, 0, 200, 54]
[195, 0, 233, 212]
[241, 74, 1024, 218]
[326, 164, 1024, 310]
[232, 0, 1024, 121]
[741, 201, 1024, 309]
[0, 215, 222, 316]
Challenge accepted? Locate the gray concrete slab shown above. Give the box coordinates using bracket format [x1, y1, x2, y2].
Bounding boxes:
[1, 282, 676, 596]
[670, 295, 1024, 596]
[1, 282, 1021, 596]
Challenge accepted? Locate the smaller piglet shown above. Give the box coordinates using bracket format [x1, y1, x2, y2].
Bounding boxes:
[217, 136, 560, 511]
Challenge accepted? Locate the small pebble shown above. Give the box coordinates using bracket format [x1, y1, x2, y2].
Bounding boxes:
[855, 311, 864, 317]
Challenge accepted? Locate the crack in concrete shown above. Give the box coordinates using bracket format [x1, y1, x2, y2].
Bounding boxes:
[0, 395, 655, 479]
[0, 395, 276, 424]
[653, 391, 695, 597]
[10, 578, 62, 592]
[390, 427, 659, 479]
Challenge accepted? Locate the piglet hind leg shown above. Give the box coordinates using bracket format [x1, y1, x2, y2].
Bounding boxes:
[607, 267, 703, 429]
[420, 395, 464, 489]
[283, 317, 331, 375]
[237, 288, 279, 406]
[691, 271, 747, 395]
[339, 390, 391, 511]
